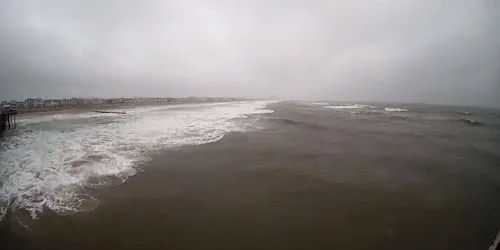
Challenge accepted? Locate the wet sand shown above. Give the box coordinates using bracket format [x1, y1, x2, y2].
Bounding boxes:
[2, 102, 500, 250]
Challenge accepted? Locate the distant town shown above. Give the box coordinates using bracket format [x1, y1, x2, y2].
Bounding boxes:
[1, 97, 247, 114]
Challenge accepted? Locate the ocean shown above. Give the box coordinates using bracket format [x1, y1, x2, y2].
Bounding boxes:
[1, 101, 499, 249]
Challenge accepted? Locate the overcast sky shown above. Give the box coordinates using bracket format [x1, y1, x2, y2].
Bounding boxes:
[1, 0, 499, 107]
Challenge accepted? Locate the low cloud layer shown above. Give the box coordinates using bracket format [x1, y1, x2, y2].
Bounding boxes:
[1, 0, 499, 107]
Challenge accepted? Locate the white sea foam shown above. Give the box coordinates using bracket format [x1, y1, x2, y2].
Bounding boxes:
[312, 102, 329, 106]
[0, 101, 273, 220]
[326, 104, 372, 109]
[385, 107, 408, 112]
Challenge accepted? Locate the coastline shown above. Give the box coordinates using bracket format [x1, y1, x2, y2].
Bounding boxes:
[15, 99, 249, 118]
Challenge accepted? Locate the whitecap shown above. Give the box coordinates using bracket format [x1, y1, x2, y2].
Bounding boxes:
[326, 104, 371, 109]
[312, 102, 329, 106]
[384, 107, 408, 112]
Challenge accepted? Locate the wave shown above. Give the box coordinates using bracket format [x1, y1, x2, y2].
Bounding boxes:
[459, 118, 484, 126]
[269, 118, 328, 130]
[326, 104, 373, 110]
[17, 112, 115, 126]
[384, 107, 408, 112]
[0, 101, 274, 220]
[312, 102, 329, 106]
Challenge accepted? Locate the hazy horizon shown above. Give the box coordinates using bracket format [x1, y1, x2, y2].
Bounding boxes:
[1, 0, 499, 108]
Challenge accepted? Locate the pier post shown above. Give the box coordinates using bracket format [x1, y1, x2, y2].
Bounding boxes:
[0, 108, 18, 138]
[0, 113, 5, 138]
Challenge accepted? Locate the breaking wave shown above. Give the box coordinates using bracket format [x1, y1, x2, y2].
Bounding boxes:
[326, 104, 373, 110]
[384, 107, 408, 112]
[0, 101, 274, 220]
[312, 102, 329, 106]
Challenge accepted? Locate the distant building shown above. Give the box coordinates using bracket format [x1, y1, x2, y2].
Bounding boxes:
[2, 104, 12, 112]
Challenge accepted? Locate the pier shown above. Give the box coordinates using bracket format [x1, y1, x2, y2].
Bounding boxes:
[1, 105, 17, 138]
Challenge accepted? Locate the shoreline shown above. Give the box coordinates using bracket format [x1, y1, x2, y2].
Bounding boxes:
[16, 100, 249, 118]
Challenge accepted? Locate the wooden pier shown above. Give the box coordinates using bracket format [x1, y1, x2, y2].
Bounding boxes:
[1, 105, 18, 138]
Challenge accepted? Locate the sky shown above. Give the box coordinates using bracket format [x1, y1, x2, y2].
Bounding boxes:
[0, 0, 499, 107]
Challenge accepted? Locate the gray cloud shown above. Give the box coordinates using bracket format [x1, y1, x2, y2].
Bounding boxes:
[1, 0, 499, 107]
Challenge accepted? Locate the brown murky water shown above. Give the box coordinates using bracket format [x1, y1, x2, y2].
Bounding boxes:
[2, 102, 500, 250]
